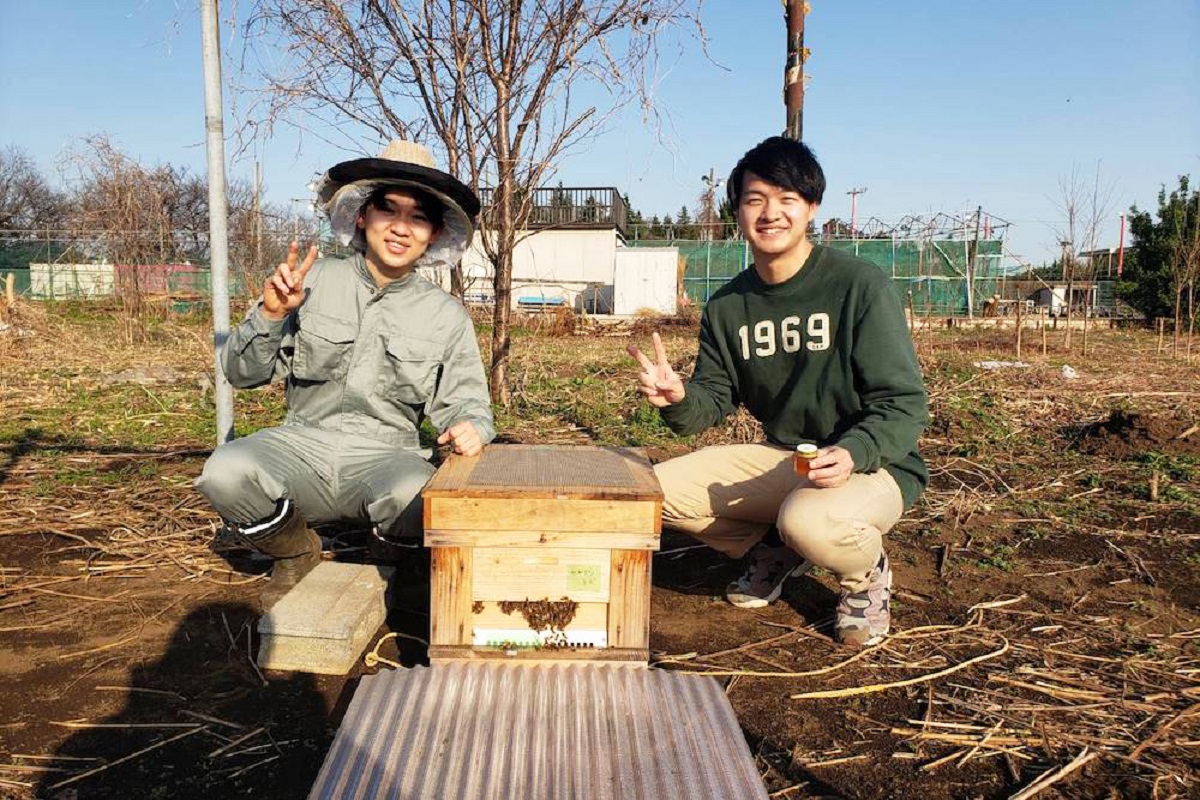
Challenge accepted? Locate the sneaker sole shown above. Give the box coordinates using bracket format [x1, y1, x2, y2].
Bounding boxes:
[727, 561, 814, 609]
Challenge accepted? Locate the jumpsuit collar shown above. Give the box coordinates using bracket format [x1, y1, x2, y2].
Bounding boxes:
[352, 252, 419, 294]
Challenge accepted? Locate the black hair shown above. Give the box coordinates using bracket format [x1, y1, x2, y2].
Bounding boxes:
[726, 137, 826, 208]
[363, 185, 446, 230]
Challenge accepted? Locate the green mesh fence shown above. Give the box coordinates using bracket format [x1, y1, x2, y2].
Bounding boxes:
[632, 239, 747, 304]
[631, 236, 1009, 314]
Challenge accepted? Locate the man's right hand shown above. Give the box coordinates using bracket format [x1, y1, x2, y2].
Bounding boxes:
[262, 242, 318, 321]
[627, 331, 686, 408]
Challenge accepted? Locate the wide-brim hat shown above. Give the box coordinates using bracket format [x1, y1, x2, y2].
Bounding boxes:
[314, 140, 481, 270]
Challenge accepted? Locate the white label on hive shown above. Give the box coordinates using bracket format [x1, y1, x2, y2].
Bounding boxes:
[566, 565, 602, 593]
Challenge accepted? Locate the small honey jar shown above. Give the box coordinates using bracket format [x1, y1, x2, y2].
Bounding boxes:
[793, 444, 818, 478]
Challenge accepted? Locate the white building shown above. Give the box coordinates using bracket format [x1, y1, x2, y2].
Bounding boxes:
[423, 187, 679, 316]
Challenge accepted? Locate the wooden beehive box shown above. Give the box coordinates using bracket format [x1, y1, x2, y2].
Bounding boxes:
[423, 445, 662, 664]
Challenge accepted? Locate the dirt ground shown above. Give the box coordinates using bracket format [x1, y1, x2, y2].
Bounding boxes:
[1, 304, 1198, 799]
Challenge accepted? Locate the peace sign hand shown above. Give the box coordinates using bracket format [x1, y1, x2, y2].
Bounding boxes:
[262, 242, 318, 321]
[627, 331, 686, 408]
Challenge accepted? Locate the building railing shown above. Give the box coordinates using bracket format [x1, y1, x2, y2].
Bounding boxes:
[478, 187, 628, 236]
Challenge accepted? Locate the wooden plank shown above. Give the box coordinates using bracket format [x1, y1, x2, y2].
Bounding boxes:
[423, 451, 480, 495]
[607, 550, 651, 651]
[429, 548, 473, 647]
[425, 485, 661, 500]
[470, 547, 611, 603]
[428, 645, 649, 666]
[427, 497, 657, 533]
[469, 601, 608, 633]
[424, 529, 660, 550]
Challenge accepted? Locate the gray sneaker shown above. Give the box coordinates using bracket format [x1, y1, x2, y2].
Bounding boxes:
[726, 543, 812, 609]
[835, 552, 892, 647]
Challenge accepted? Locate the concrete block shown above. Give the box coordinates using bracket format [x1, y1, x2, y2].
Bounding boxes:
[257, 562, 393, 675]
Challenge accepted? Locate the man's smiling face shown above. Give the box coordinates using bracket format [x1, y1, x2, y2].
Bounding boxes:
[357, 189, 441, 282]
[737, 172, 819, 260]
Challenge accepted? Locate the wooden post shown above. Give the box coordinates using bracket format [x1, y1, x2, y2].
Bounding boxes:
[1015, 299, 1023, 360]
[784, 1, 806, 140]
[1040, 308, 1047, 356]
[3, 272, 13, 307]
[1157, 318, 1165, 355]
[1082, 294, 1090, 357]
[607, 550, 651, 652]
[430, 548, 474, 648]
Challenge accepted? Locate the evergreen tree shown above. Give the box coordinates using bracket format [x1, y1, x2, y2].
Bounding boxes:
[1121, 176, 1199, 322]
[623, 192, 645, 237]
[675, 205, 694, 239]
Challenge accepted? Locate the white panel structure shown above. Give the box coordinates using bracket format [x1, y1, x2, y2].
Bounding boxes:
[613, 248, 678, 316]
[29, 263, 115, 299]
[423, 230, 679, 316]
[458, 229, 620, 308]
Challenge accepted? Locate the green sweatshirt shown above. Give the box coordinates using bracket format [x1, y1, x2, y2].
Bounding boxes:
[660, 244, 929, 509]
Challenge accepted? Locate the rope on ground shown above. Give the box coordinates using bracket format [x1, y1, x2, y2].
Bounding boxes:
[364, 632, 430, 670]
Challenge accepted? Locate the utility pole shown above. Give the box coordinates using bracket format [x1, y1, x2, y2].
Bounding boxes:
[200, 0, 234, 445]
[847, 186, 866, 237]
[784, 1, 808, 140]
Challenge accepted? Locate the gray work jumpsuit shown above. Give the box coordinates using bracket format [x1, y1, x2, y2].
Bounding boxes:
[195, 253, 495, 539]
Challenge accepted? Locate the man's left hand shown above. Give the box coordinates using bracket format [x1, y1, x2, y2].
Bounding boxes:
[806, 446, 854, 488]
[438, 421, 483, 457]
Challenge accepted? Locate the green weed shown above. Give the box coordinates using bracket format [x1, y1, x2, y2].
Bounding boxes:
[976, 543, 1018, 572]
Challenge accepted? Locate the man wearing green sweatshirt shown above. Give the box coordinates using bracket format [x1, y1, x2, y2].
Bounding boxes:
[628, 137, 927, 648]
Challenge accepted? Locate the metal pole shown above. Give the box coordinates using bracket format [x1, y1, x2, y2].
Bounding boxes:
[705, 239, 712, 302]
[784, 1, 806, 140]
[254, 161, 263, 286]
[201, 0, 234, 445]
[967, 205, 981, 319]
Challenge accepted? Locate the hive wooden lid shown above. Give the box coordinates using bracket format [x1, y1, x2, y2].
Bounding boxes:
[423, 444, 662, 501]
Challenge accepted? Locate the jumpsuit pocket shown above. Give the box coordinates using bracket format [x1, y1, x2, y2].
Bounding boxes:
[293, 312, 357, 383]
[379, 335, 441, 406]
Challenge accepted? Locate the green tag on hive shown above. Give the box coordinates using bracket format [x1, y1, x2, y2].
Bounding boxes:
[566, 565, 601, 593]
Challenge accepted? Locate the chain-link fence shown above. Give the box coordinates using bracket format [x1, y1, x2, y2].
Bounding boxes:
[0, 227, 343, 304]
[1, 226, 1116, 318]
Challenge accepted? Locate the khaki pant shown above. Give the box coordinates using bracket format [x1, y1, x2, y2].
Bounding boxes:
[654, 443, 904, 593]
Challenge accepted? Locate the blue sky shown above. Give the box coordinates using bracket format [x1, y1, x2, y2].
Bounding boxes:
[1, 0, 1197, 264]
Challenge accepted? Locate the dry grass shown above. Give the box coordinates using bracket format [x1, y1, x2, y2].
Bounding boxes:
[1, 301, 1198, 797]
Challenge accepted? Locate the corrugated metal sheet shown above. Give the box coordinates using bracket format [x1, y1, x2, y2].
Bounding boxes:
[310, 662, 767, 800]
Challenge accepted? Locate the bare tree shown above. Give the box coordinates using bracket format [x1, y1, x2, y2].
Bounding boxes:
[60, 137, 169, 340]
[0, 146, 66, 230]
[1052, 164, 1113, 353]
[241, 0, 704, 405]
